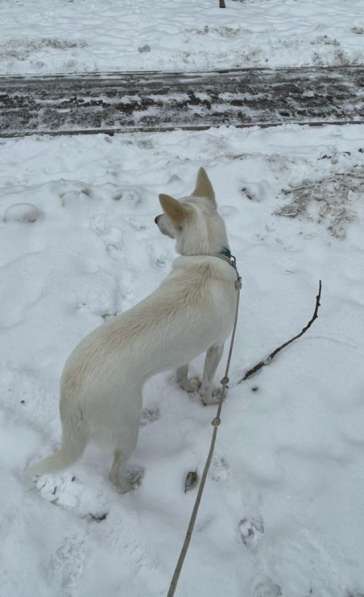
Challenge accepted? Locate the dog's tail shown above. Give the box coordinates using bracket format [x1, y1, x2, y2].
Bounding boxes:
[27, 402, 89, 479]
[27, 442, 84, 478]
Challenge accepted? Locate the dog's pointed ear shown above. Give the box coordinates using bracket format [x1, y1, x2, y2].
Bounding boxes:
[159, 194, 188, 224]
[193, 167, 216, 206]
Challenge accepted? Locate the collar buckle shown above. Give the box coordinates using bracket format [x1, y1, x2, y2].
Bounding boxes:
[218, 247, 242, 288]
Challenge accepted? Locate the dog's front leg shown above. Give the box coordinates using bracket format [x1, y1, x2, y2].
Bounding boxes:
[199, 343, 224, 405]
[176, 365, 201, 393]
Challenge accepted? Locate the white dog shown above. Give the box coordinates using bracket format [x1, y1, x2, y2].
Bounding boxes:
[28, 168, 238, 493]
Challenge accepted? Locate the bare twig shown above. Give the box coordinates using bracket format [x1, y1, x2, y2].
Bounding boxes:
[238, 280, 322, 383]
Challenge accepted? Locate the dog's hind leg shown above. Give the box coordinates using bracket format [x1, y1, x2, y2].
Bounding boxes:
[109, 449, 137, 493]
[108, 413, 143, 493]
[199, 343, 224, 405]
[109, 449, 128, 491]
[109, 448, 143, 494]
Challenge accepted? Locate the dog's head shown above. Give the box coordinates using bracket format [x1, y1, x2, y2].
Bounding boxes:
[155, 168, 229, 256]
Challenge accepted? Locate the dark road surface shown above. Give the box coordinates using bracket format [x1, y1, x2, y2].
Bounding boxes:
[0, 66, 363, 137]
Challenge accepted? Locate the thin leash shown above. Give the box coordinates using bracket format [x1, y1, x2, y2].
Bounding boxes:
[167, 252, 242, 597]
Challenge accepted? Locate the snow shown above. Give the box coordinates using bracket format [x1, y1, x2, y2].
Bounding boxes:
[1, 124, 364, 596]
[0, 0, 363, 75]
[1, 1, 364, 593]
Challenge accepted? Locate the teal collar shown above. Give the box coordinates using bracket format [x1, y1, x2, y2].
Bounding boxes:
[219, 246, 232, 260]
[218, 246, 239, 271]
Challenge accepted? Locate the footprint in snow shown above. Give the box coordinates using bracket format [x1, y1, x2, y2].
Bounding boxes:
[211, 455, 230, 482]
[239, 514, 265, 550]
[36, 474, 109, 521]
[140, 406, 160, 426]
[3, 202, 43, 223]
[252, 579, 282, 597]
[47, 533, 87, 597]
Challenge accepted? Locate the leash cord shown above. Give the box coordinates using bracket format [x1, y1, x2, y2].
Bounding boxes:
[167, 263, 242, 597]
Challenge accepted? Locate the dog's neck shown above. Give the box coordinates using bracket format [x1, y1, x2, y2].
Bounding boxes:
[180, 246, 237, 269]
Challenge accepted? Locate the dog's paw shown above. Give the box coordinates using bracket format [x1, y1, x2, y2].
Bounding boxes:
[178, 376, 201, 394]
[112, 466, 144, 494]
[200, 386, 226, 406]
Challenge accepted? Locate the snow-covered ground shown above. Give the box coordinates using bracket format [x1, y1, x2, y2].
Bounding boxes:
[1, 124, 364, 596]
[0, 0, 363, 75]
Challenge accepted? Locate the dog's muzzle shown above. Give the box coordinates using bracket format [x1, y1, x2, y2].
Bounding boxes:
[154, 213, 175, 238]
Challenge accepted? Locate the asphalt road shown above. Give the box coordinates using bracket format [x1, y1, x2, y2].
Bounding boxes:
[0, 66, 363, 137]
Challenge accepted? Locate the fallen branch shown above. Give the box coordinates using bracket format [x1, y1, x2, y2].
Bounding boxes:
[238, 280, 322, 383]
